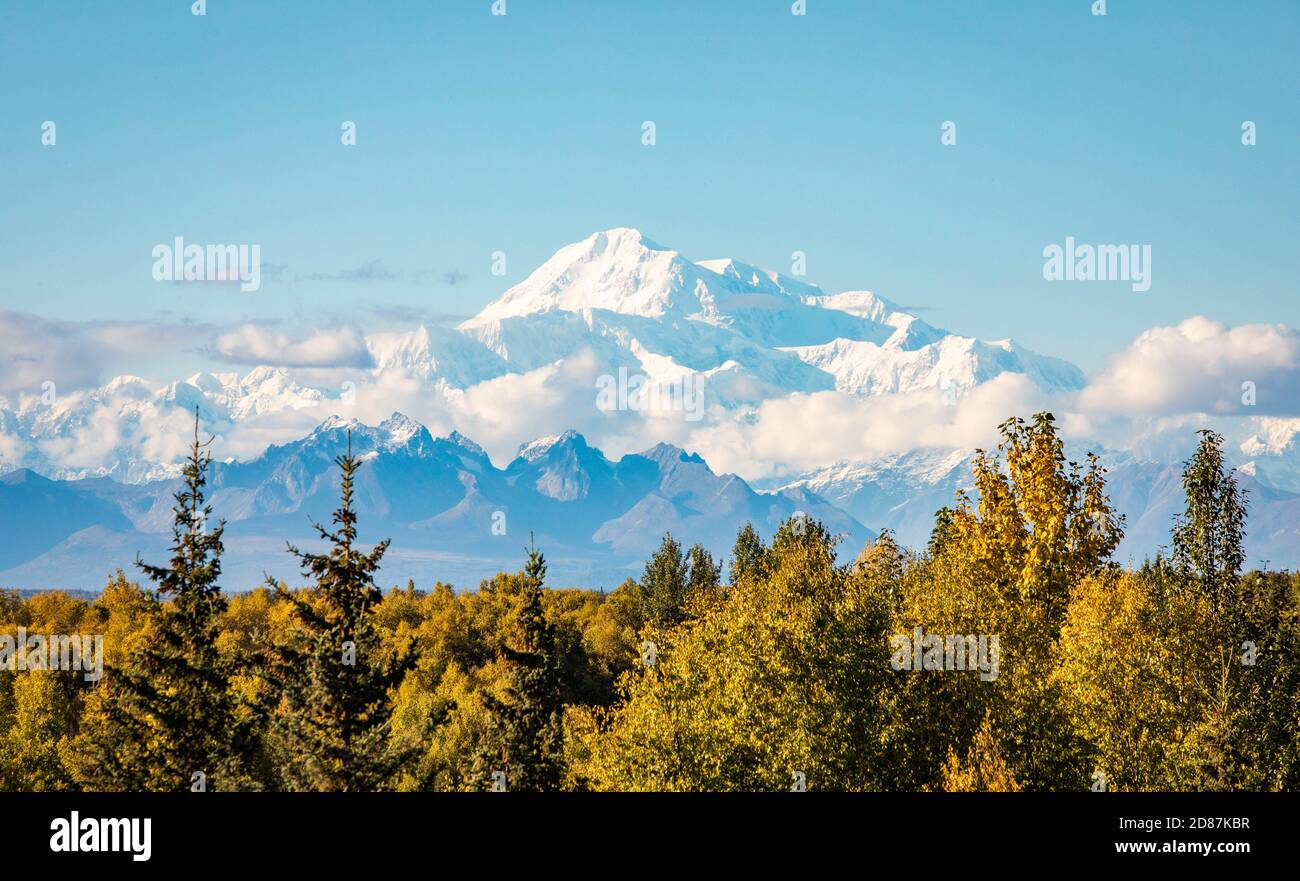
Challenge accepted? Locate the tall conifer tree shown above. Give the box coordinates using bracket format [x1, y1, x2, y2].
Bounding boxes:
[686, 543, 721, 597]
[78, 408, 256, 791]
[640, 533, 689, 627]
[729, 522, 769, 586]
[479, 536, 564, 791]
[264, 431, 412, 791]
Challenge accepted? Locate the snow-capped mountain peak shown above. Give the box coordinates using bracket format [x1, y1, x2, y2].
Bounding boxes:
[464, 228, 696, 325]
[636, 441, 708, 470]
[517, 429, 589, 464]
[466, 228, 848, 328]
[0, 228, 1096, 483]
[804, 290, 898, 323]
[100, 375, 152, 396]
[367, 324, 509, 388]
[446, 430, 487, 458]
[170, 366, 323, 420]
[378, 411, 425, 446]
[316, 414, 363, 433]
[695, 257, 823, 300]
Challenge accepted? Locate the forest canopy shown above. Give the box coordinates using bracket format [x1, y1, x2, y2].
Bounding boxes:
[2, 413, 1297, 792]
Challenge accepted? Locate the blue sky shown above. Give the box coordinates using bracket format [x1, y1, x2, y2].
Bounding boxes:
[1, 0, 1296, 374]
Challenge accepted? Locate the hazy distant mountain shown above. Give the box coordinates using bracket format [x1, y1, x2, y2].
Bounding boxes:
[0, 470, 133, 570]
[0, 415, 871, 592]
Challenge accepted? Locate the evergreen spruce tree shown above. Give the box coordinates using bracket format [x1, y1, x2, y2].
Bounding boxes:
[264, 432, 412, 791]
[77, 408, 256, 791]
[729, 521, 770, 586]
[479, 536, 564, 791]
[686, 543, 721, 597]
[640, 533, 690, 627]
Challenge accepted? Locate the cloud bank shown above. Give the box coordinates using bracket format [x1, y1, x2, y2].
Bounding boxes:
[4, 312, 1298, 486]
[213, 325, 374, 368]
[1076, 317, 1300, 418]
[0, 310, 207, 399]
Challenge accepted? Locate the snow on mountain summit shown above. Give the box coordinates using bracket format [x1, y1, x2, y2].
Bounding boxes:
[516, 429, 590, 464]
[367, 324, 509, 388]
[463, 228, 713, 325]
[694, 257, 824, 300]
[456, 228, 960, 389]
[464, 228, 855, 328]
[786, 333, 1086, 397]
[1, 229, 1102, 485]
[378, 411, 425, 445]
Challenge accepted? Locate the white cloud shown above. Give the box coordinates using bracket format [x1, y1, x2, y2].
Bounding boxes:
[199, 350, 610, 467]
[1075, 317, 1300, 418]
[0, 432, 25, 470]
[211, 406, 343, 463]
[682, 373, 1046, 481]
[11, 312, 1300, 487]
[214, 325, 373, 368]
[31, 385, 195, 479]
[0, 309, 204, 397]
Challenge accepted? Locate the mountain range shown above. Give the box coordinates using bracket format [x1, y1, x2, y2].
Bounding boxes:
[0, 414, 868, 590]
[1, 227, 1297, 589]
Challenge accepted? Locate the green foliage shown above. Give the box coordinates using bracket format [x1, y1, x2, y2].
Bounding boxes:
[476, 537, 564, 791]
[73, 411, 258, 791]
[729, 521, 769, 586]
[884, 412, 1121, 791]
[639, 533, 690, 627]
[927, 507, 956, 557]
[2, 412, 1297, 793]
[572, 515, 893, 791]
[1173, 430, 1249, 613]
[686, 543, 721, 603]
[0, 672, 77, 791]
[261, 433, 415, 791]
